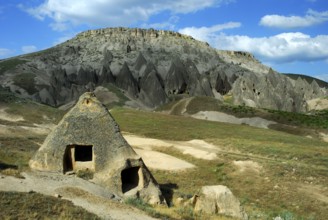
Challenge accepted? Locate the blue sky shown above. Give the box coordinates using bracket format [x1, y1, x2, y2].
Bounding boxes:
[1, 0, 328, 81]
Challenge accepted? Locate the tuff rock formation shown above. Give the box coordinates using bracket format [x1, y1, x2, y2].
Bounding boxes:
[0, 27, 327, 112]
[194, 185, 248, 220]
[29, 92, 165, 204]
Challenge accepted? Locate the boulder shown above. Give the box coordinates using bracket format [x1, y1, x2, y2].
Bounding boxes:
[194, 185, 248, 220]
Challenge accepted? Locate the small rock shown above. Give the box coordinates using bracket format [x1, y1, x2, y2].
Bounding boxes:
[54, 193, 62, 198]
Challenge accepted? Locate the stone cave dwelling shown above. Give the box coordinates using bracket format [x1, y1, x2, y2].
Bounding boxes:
[29, 92, 164, 204]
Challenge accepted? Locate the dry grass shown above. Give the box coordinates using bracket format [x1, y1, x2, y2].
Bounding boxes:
[0, 101, 327, 219]
[111, 107, 328, 220]
[0, 191, 101, 219]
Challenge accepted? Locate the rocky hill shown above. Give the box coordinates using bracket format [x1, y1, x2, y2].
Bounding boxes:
[0, 27, 327, 112]
[285, 73, 328, 88]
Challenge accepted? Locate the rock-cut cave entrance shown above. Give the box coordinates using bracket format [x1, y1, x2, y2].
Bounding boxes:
[63, 145, 94, 173]
[121, 166, 143, 194]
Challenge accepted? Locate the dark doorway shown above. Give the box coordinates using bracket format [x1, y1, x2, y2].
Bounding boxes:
[63, 145, 94, 173]
[121, 167, 140, 193]
[75, 145, 93, 161]
[63, 146, 73, 173]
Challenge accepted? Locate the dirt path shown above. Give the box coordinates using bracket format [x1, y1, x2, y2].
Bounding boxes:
[169, 97, 193, 115]
[0, 172, 157, 220]
[0, 108, 25, 122]
[134, 148, 195, 170]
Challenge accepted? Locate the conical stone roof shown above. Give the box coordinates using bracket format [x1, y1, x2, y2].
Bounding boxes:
[29, 92, 164, 204]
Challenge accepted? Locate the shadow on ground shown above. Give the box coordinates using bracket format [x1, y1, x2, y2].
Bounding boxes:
[159, 183, 178, 206]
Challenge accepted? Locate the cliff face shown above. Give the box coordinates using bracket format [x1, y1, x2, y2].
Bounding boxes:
[0, 27, 326, 112]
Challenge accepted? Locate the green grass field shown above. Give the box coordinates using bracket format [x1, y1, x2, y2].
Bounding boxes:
[0, 95, 327, 219]
[111, 107, 328, 220]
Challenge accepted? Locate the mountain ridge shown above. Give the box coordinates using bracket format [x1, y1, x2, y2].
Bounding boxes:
[0, 27, 326, 112]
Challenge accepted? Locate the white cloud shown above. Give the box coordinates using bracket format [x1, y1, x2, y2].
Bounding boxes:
[260, 9, 328, 29]
[141, 16, 179, 30]
[213, 32, 328, 63]
[23, 0, 231, 31]
[179, 22, 241, 42]
[0, 48, 14, 58]
[178, 23, 328, 63]
[21, 45, 38, 54]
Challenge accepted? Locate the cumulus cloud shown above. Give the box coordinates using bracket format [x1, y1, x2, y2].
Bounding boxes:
[21, 45, 37, 54]
[260, 9, 328, 29]
[178, 23, 328, 63]
[214, 32, 328, 63]
[23, 0, 231, 31]
[179, 22, 241, 42]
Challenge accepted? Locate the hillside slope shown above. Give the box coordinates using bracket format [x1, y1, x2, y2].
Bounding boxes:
[0, 27, 327, 112]
[285, 73, 328, 88]
[1, 98, 327, 219]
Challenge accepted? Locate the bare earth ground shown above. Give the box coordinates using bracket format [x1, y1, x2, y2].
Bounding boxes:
[192, 111, 276, 129]
[127, 134, 265, 174]
[0, 108, 24, 122]
[0, 172, 157, 220]
[124, 134, 219, 161]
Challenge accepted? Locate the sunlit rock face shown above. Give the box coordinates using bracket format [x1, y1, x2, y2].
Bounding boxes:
[1, 27, 326, 112]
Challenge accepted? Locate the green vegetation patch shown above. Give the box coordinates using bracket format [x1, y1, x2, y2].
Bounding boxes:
[124, 197, 168, 219]
[103, 83, 129, 109]
[185, 96, 222, 114]
[267, 109, 328, 129]
[5, 101, 65, 125]
[112, 108, 328, 167]
[0, 59, 27, 75]
[13, 73, 38, 94]
[183, 96, 255, 117]
[161, 96, 328, 129]
[0, 86, 19, 103]
[0, 191, 100, 219]
[0, 137, 43, 173]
